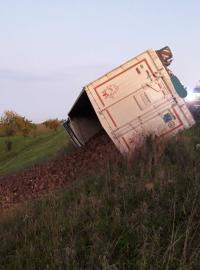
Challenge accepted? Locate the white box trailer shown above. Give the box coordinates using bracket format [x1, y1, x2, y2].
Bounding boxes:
[64, 47, 195, 155]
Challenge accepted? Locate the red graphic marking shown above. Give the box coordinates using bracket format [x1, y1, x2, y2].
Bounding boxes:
[160, 123, 183, 137]
[168, 121, 176, 128]
[179, 104, 192, 125]
[122, 137, 131, 151]
[105, 109, 117, 127]
[94, 88, 105, 106]
[172, 107, 184, 126]
[93, 58, 155, 106]
[102, 84, 119, 100]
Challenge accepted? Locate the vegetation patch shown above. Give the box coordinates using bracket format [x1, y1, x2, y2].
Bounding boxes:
[0, 128, 69, 176]
[1, 125, 200, 269]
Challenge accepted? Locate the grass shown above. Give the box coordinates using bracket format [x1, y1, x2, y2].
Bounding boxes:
[0, 127, 70, 176]
[1, 125, 200, 269]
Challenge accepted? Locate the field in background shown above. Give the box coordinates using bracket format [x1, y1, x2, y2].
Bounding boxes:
[1, 125, 200, 269]
[0, 127, 69, 176]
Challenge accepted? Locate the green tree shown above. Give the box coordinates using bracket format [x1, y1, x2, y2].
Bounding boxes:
[44, 119, 60, 131]
[0, 111, 35, 151]
[1, 111, 18, 136]
[0, 111, 18, 151]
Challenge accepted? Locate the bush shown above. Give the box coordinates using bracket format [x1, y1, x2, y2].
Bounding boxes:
[4, 139, 12, 151]
[44, 119, 60, 131]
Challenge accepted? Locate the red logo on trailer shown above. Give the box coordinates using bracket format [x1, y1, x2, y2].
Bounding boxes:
[102, 84, 119, 100]
[168, 121, 176, 129]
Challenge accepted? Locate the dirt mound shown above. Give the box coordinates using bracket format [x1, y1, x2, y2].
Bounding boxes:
[0, 132, 121, 210]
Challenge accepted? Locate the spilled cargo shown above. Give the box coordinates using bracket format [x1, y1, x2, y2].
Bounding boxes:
[64, 47, 195, 154]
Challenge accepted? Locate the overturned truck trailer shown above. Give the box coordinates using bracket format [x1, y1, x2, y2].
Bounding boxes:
[64, 47, 195, 154]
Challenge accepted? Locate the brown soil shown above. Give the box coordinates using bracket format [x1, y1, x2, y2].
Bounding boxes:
[0, 132, 121, 211]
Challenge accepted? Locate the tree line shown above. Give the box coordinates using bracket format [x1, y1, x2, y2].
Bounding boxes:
[0, 110, 61, 151]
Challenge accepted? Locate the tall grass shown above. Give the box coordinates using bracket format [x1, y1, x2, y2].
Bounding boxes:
[1, 125, 200, 269]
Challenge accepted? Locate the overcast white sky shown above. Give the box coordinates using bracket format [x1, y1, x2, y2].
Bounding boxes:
[0, 0, 200, 122]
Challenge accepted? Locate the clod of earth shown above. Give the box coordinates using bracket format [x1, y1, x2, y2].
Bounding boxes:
[0, 132, 120, 210]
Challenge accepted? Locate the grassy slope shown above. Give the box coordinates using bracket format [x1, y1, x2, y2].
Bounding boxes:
[0, 127, 69, 176]
[1, 125, 200, 269]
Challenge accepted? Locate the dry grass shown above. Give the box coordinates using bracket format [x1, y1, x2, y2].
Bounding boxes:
[0, 124, 200, 269]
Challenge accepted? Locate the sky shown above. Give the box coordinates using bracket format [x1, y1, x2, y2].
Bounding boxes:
[0, 0, 200, 123]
